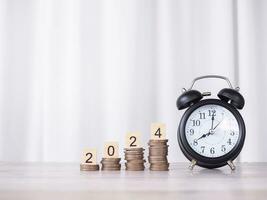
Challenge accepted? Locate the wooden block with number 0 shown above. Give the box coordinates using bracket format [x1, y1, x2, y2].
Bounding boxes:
[81, 148, 97, 165]
[125, 132, 141, 148]
[104, 142, 119, 158]
[151, 122, 166, 140]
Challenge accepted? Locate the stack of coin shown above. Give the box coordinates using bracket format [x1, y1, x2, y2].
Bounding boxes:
[148, 139, 169, 171]
[124, 148, 145, 171]
[100, 158, 121, 171]
[80, 164, 100, 171]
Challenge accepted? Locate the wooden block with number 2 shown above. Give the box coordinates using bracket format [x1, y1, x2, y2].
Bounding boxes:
[151, 122, 166, 140]
[81, 148, 97, 165]
[104, 142, 119, 158]
[125, 132, 141, 148]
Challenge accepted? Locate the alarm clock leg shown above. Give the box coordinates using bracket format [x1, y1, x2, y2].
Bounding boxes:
[227, 160, 236, 170]
[188, 159, 197, 170]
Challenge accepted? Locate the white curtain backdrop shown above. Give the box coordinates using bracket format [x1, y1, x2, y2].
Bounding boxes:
[0, 0, 266, 162]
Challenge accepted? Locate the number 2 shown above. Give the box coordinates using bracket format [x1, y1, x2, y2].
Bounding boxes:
[126, 132, 140, 148]
[85, 153, 93, 163]
[130, 136, 137, 147]
[82, 148, 97, 164]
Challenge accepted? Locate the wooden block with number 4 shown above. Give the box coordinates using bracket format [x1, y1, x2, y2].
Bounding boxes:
[81, 148, 97, 165]
[151, 122, 166, 140]
[125, 132, 141, 148]
[104, 142, 119, 158]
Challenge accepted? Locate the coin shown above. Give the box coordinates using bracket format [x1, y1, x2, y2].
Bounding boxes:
[149, 147, 168, 152]
[150, 163, 169, 167]
[149, 151, 168, 156]
[125, 155, 144, 159]
[148, 139, 169, 171]
[101, 158, 121, 162]
[124, 152, 144, 155]
[149, 146, 169, 150]
[148, 140, 168, 145]
[149, 139, 168, 142]
[101, 160, 120, 164]
[127, 159, 146, 164]
[124, 147, 145, 171]
[124, 148, 145, 151]
[125, 162, 144, 166]
[101, 158, 121, 171]
[126, 167, 145, 171]
[148, 160, 168, 164]
[148, 155, 167, 159]
[101, 168, 121, 171]
[80, 164, 100, 171]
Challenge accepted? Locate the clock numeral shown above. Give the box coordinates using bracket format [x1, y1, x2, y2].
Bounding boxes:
[230, 131, 235, 136]
[221, 145, 226, 152]
[199, 113, 206, 119]
[210, 147, 215, 154]
[191, 120, 200, 126]
[227, 138, 232, 145]
[208, 110, 216, 116]
[189, 129, 194, 135]
[201, 146, 205, 153]
[193, 140, 198, 146]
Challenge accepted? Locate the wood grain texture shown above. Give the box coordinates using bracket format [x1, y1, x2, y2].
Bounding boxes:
[0, 162, 266, 200]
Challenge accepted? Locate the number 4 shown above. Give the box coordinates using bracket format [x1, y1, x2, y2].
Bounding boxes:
[151, 123, 166, 140]
[155, 128, 162, 138]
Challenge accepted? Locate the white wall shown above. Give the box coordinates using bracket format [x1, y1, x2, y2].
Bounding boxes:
[0, 0, 266, 162]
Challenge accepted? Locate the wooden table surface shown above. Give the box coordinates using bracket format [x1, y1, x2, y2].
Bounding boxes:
[0, 162, 266, 200]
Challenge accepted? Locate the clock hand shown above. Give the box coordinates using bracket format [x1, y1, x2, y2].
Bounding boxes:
[195, 117, 224, 143]
[195, 132, 210, 141]
[211, 112, 215, 130]
[194, 114, 220, 142]
[212, 118, 224, 130]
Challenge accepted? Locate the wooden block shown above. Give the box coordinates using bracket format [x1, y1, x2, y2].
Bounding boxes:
[81, 148, 97, 165]
[151, 122, 166, 140]
[104, 142, 119, 158]
[125, 132, 141, 148]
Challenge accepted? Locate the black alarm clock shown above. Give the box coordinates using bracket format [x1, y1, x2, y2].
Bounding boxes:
[176, 75, 245, 170]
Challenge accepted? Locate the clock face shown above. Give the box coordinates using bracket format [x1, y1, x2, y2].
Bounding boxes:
[185, 104, 240, 158]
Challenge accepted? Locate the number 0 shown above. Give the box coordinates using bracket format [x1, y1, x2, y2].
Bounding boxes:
[107, 146, 115, 156]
